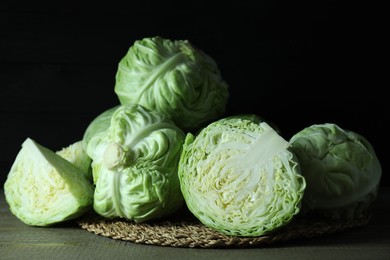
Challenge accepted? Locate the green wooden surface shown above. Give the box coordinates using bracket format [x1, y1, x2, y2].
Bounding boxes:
[1, 187, 390, 260]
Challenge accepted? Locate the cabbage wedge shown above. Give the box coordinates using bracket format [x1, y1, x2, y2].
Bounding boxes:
[4, 138, 94, 226]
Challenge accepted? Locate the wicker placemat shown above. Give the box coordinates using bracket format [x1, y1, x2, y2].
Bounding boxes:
[77, 208, 371, 248]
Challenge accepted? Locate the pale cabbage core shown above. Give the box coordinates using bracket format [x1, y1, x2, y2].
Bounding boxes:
[179, 120, 305, 236]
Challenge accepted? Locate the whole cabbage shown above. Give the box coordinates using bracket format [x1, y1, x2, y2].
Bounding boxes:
[289, 123, 382, 219]
[114, 36, 229, 130]
[178, 116, 306, 236]
[82, 105, 119, 152]
[85, 104, 185, 222]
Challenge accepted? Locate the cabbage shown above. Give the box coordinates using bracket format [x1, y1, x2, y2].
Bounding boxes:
[86, 104, 185, 222]
[82, 105, 120, 151]
[114, 36, 229, 130]
[56, 140, 92, 181]
[4, 138, 94, 226]
[178, 117, 306, 236]
[289, 123, 382, 219]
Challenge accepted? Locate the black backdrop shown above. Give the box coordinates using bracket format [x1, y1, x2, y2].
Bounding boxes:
[1, 1, 388, 186]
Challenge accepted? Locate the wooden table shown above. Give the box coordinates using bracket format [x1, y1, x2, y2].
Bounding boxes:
[1, 187, 389, 260]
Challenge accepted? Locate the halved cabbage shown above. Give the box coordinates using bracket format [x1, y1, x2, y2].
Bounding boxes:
[178, 117, 306, 236]
[289, 123, 382, 219]
[4, 138, 94, 226]
[86, 104, 185, 222]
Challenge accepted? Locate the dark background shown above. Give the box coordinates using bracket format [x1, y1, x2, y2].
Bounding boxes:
[1, 1, 388, 186]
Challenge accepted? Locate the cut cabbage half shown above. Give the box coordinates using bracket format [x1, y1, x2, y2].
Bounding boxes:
[178, 117, 306, 237]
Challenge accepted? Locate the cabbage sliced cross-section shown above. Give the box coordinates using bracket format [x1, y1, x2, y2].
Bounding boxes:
[178, 117, 306, 237]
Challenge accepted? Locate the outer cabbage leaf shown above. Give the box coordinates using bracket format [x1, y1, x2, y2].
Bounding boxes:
[87, 105, 185, 222]
[178, 117, 306, 236]
[4, 138, 94, 226]
[114, 36, 229, 130]
[289, 123, 382, 219]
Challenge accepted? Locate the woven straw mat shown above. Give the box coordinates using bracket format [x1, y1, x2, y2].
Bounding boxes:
[77, 207, 371, 248]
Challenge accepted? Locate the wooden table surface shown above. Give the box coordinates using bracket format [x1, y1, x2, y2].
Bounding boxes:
[1, 187, 389, 260]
